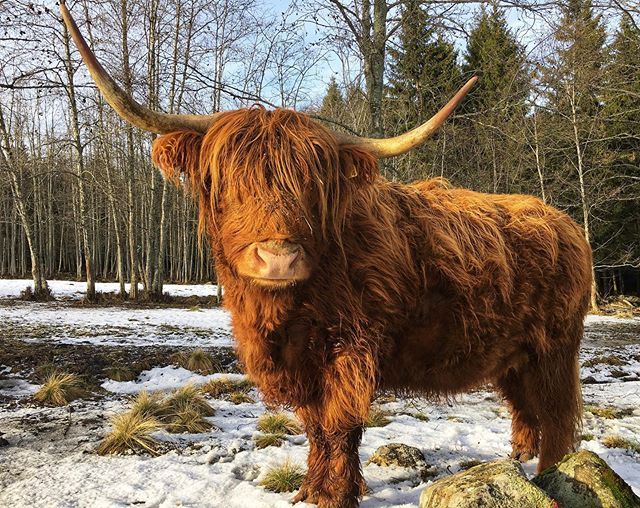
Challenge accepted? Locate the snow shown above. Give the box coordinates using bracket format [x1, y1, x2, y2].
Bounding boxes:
[0, 279, 220, 299]
[102, 366, 246, 394]
[1, 279, 639, 507]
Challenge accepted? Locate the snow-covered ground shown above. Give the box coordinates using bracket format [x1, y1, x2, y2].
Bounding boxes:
[0, 279, 639, 507]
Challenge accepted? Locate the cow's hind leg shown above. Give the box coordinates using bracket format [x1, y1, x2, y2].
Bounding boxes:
[497, 370, 540, 462]
[531, 345, 582, 472]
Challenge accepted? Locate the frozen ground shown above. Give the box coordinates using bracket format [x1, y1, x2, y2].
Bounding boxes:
[0, 279, 639, 507]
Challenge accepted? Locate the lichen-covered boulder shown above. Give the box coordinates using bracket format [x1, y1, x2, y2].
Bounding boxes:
[419, 459, 555, 508]
[533, 450, 640, 508]
[368, 443, 436, 483]
[368, 443, 427, 469]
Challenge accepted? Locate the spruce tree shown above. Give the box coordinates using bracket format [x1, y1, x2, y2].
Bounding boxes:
[460, 3, 529, 193]
[385, 0, 460, 181]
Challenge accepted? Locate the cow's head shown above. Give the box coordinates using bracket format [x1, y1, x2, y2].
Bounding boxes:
[60, 2, 476, 289]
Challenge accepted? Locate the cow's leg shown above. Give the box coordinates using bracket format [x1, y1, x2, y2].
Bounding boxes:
[316, 427, 364, 508]
[292, 409, 329, 504]
[532, 347, 582, 472]
[496, 370, 540, 462]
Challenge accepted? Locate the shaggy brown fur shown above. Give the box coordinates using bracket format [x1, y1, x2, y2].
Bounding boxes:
[152, 107, 592, 508]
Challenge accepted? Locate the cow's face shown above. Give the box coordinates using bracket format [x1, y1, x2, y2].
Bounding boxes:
[152, 108, 378, 289]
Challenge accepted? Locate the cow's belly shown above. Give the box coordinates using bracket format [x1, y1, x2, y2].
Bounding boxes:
[379, 320, 529, 396]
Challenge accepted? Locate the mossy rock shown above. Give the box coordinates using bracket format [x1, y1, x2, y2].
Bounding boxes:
[419, 459, 555, 508]
[533, 450, 640, 508]
[368, 443, 436, 483]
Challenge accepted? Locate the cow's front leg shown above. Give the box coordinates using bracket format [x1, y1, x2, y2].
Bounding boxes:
[316, 426, 364, 508]
[292, 410, 328, 504]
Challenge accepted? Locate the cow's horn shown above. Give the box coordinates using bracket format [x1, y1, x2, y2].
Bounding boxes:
[59, 1, 220, 134]
[333, 76, 477, 158]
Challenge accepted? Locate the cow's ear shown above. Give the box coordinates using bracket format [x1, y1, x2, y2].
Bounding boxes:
[152, 131, 203, 187]
[339, 146, 379, 185]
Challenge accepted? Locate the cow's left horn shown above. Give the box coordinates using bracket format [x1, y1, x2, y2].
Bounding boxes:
[332, 76, 477, 158]
[59, 1, 220, 134]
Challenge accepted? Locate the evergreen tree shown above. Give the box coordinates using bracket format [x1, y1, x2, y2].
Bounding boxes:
[385, 0, 460, 181]
[460, 3, 529, 193]
[598, 16, 640, 278]
[319, 77, 346, 121]
[387, 0, 460, 127]
[462, 3, 528, 116]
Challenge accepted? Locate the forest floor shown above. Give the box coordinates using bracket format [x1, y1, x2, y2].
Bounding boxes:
[0, 280, 639, 507]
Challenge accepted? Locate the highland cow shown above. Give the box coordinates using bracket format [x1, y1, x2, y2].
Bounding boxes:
[61, 4, 593, 507]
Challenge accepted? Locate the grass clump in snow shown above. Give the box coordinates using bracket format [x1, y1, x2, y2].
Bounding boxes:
[162, 384, 215, 433]
[104, 366, 137, 382]
[130, 391, 166, 419]
[260, 461, 306, 493]
[97, 411, 162, 456]
[257, 412, 301, 435]
[172, 349, 220, 374]
[582, 355, 625, 368]
[166, 405, 212, 433]
[228, 391, 255, 404]
[602, 435, 640, 454]
[201, 377, 254, 399]
[254, 433, 284, 449]
[585, 405, 631, 419]
[165, 384, 215, 417]
[34, 372, 86, 406]
[366, 406, 391, 428]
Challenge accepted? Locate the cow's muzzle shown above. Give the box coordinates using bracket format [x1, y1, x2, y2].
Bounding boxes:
[237, 240, 311, 286]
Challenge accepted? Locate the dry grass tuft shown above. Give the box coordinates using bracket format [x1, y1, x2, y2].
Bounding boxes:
[254, 433, 284, 449]
[165, 406, 213, 434]
[165, 384, 215, 417]
[162, 384, 215, 433]
[366, 406, 391, 427]
[130, 391, 166, 419]
[172, 349, 220, 374]
[105, 366, 137, 382]
[257, 412, 301, 435]
[96, 411, 162, 456]
[34, 372, 86, 406]
[582, 355, 625, 368]
[201, 377, 254, 398]
[260, 461, 306, 493]
[228, 391, 255, 404]
[602, 435, 640, 454]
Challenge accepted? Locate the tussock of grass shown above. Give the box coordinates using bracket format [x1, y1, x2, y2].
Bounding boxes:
[161, 385, 215, 434]
[260, 461, 306, 493]
[585, 405, 630, 419]
[130, 391, 166, 419]
[34, 372, 86, 406]
[366, 406, 391, 428]
[165, 384, 215, 417]
[105, 366, 137, 382]
[582, 355, 625, 368]
[33, 363, 58, 382]
[201, 377, 254, 398]
[97, 411, 162, 456]
[602, 435, 640, 454]
[581, 433, 595, 442]
[228, 391, 255, 404]
[254, 433, 284, 449]
[165, 406, 212, 434]
[257, 412, 301, 435]
[172, 349, 220, 374]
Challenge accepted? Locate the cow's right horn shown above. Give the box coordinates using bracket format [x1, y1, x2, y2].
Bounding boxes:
[59, 1, 220, 134]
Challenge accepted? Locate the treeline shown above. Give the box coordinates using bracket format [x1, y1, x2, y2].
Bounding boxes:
[0, 0, 638, 303]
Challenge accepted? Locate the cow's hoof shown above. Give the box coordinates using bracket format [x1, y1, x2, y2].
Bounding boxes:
[291, 487, 319, 504]
[510, 449, 536, 462]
